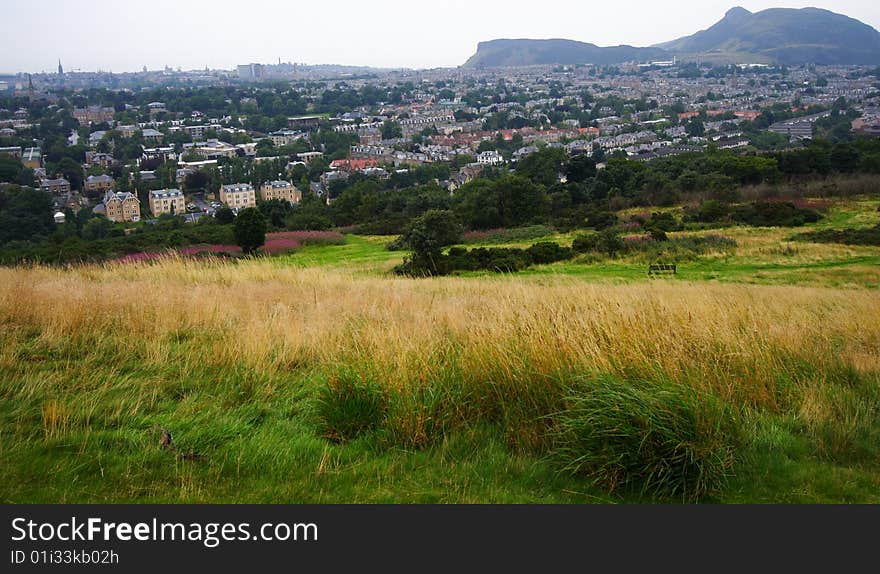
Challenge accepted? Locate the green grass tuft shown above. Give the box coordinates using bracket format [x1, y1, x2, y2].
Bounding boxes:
[551, 377, 741, 501]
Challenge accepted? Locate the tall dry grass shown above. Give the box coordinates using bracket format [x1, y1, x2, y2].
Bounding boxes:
[1, 255, 878, 405]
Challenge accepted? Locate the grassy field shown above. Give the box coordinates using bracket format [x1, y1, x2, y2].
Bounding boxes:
[1, 197, 879, 503]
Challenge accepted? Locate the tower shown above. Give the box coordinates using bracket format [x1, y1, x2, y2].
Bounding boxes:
[58, 59, 63, 75]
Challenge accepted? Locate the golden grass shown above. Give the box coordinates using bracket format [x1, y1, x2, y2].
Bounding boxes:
[2, 255, 878, 412]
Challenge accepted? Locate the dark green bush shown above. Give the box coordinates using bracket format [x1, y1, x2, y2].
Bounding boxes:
[585, 210, 618, 230]
[732, 201, 822, 227]
[572, 233, 599, 253]
[642, 212, 682, 233]
[526, 241, 573, 265]
[794, 224, 880, 246]
[552, 377, 740, 501]
[684, 200, 729, 223]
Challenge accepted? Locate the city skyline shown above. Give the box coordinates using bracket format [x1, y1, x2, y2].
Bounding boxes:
[2, 0, 880, 74]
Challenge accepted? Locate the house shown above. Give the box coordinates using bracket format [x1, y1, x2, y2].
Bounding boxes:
[477, 150, 503, 166]
[147, 102, 167, 117]
[220, 183, 256, 210]
[102, 190, 141, 223]
[296, 151, 324, 165]
[89, 131, 108, 147]
[320, 170, 349, 187]
[142, 128, 164, 145]
[85, 152, 116, 168]
[267, 130, 305, 147]
[116, 125, 138, 138]
[84, 174, 115, 194]
[149, 188, 186, 216]
[186, 139, 238, 159]
[73, 106, 115, 124]
[260, 180, 302, 205]
[142, 147, 177, 162]
[40, 177, 71, 195]
[330, 158, 379, 172]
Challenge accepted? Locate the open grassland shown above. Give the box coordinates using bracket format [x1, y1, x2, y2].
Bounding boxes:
[1, 242, 879, 502]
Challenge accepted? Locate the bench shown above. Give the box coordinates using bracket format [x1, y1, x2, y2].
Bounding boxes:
[648, 263, 677, 276]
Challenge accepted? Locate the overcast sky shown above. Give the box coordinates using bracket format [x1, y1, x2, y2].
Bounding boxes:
[2, 1, 879, 73]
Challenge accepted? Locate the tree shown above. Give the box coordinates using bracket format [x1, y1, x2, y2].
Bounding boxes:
[685, 118, 705, 138]
[0, 186, 55, 245]
[565, 154, 597, 183]
[57, 157, 85, 191]
[233, 207, 267, 254]
[214, 205, 235, 224]
[81, 216, 115, 240]
[515, 147, 567, 187]
[400, 209, 463, 275]
[381, 120, 403, 140]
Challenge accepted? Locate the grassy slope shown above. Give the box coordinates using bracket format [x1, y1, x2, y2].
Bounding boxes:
[1, 198, 879, 504]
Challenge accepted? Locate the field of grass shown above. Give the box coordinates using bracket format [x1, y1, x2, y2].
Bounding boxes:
[1, 197, 879, 503]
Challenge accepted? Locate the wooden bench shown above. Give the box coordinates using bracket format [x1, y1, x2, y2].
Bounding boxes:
[648, 263, 677, 276]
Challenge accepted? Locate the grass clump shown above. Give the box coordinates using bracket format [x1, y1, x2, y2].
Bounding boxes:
[552, 377, 740, 501]
[318, 369, 388, 443]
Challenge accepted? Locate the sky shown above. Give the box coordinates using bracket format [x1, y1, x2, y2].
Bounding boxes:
[2, 0, 880, 73]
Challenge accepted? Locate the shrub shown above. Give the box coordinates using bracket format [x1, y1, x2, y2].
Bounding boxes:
[585, 210, 618, 230]
[317, 371, 387, 443]
[794, 225, 880, 246]
[642, 212, 682, 233]
[596, 229, 625, 256]
[526, 241, 573, 265]
[572, 233, 599, 253]
[685, 200, 729, 223]
[732, 201, 822, 227]
[650, 229, 669, 242]
[552, 377, 740, 501]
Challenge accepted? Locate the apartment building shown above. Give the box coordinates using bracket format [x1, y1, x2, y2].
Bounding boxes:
[103, 190, 141, 223]
[260, 180, 301, 205]
[149, 188, 186, 216]
[84, 174, 115, 194]
[220, 183, 256, 210]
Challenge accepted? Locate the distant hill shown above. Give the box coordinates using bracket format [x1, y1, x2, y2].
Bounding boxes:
[658, 7, 880, 65]
[463, 7, 880, 68]
[462, 39, 670, 69]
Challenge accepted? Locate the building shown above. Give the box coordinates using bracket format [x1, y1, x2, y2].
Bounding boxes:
[237, 63, 264, 82]
[85, 151, 115, 168]
[84, 174, 115, 194]
[149, 188, 186, 216]
[477, 150, 503, 165]
[147, 102, 167, 117]
[72, 106, 115, 124]
[220, 183, 256, 210]
[141, 128, 164, 145]
[267, 129, 305, 147]
[260, 180, 301, 205]
[102, 190, 141, 223]
[287, 116, 323, 130]
[22, 147, 41, 169]
[330, 158, 379, 172]
[296, 151, 324, 165]
[0, 146, 22, 158]
[40, 177, 71, 195]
